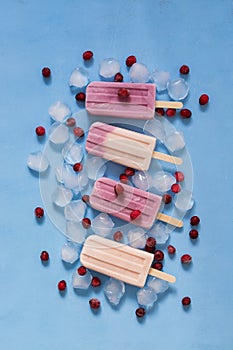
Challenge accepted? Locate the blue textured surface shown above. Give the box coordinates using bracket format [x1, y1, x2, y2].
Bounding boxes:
[0, 1, 233, 349]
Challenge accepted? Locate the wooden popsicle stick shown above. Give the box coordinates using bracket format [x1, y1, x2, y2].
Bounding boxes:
[157, 212, 183, 228]
[155, 100, 183, 109]
[152, 151, 183, 165]
[148, 267, 176, 283]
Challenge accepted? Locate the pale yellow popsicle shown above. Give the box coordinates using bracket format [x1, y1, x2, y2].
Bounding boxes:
[80, 235, 176, 287]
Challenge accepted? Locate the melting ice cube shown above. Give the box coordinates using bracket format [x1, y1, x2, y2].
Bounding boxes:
[52, 185, 73, 207]
[27, 151, 49, 173]
[128, 227, 147, 249]
[92, 213, 115, 237]
[69, 67, 89, 88]
[48, 101, 71, 122]
[148, 277, 169, 294]
[164, 131, 185, 153]
[151, 70, 170, 92]
[49, 123, 69, 145]
[99, 58, 120, 79]
[147, 222, 170, 245]
[64, 200, 87, 222]
[143, 117, 166, 142]
[167, 78, 189, 101]
[104, 278, 125, 306]
[62, 142, 83, 164]
[131, 171, 153, 191]
[61, 241, 79, 264]
[66, 221, 87, 244]
[137, 286, 157, 309]
[153, 171, 176, 193]
[72, 268, 92, 289]
[84, 156, 107, 180]
[174, 189, 194, 212]
[129, 62, 150, 83]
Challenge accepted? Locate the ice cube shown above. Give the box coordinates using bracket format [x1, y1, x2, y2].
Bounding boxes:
[52, 185, 73, 207]
[66, 221, 87, 244]
[147, 222, 170, 245]
[99, 58, 120, 79]
[62, 142, 83, 164]
[64, 200, 87, 221]
[151, 70, 170, 92]
[131, 171, 153, 191]
[84, 156, 107, 180]
[27, 151, 49, 173]
[137, 286, 157, 309]
[72, 268, 92, 289]
[56, 165, 78, 190]
[128, 227, 147, 249]
[167, 78, 189, 101]
[143, 117, 166, 142]
[61, 241, 79, 264]
[69, 67, 89, 88]
[129, 63, 150, 83]
[153, 171, 176, 193]
[174, 189, 194, 212]
[92, 213, 115, 237]
[148, 277, 169, 294]
[104, 278, 125, 306]
[49, 123, 69, 145]
[48, 101, 71, 123]
[164, 131, 185, 153]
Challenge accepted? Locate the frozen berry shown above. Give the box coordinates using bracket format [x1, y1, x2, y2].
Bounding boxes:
[125, 167, 135, 176]
[34, 207, 44, 218]
[180, 108, 192, 118]
[146, 237, 156, 248]
[118, 88, 130, 98]
[35, 126, 45, 136]
[42, 67, 51, 78]
[130, 210, 141, 220]
[73, 163, 83, 172]
[58, 280, 66, 291]
[113, 231, 123, 242]
[190, 215, 200, 226]
[174, 171, 184, 182]
[126, 55, 137, 67]
[89, 298, 100, 309]
[114, 183, 124, 196]
[154, 250, 164, 261]
[181, 254, 192, 264]
[77, 266, 87, 276]
[167, 245, 176, 255]
[189, 229, 199, 239]
[114, 72, 123, 82]
[82, 194, 90, 204]
[199, 94, 209, 105]
[82, 218, 91, 229]
[152, 261, 163, 270]
[119, 173, 128, 183]
[82, 50, 93, 60]
[171, 183, 181, 193]
[182, 296, 191, 306]
[162, 193, 172, 204]
[155, 108, 165, 117]
[66, 117, 76, 127]
[91, 276, 101, 287]
[40, 250, 49, 261]
[179, 65, 190, 75]
[75, 92, 86, 101]
[166, 108, 176, 117]
[73, 127, 84, 138]
[135, 307, 146, 318]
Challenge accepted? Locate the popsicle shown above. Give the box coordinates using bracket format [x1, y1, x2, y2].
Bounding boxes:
[90, 177, 183, 229]
[86, 121, 182, 170]
[86, 81, 183, 119]
[81, 235, 176, 287]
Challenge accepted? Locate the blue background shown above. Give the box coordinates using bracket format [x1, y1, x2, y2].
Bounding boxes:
[0, 0, 233, 349]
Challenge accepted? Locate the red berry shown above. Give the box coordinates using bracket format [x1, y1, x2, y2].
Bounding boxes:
[113, 230, 123, 242]
[118, 88, 130, 98]
[180, 109, 192, 119]
[130, 210, 141, 220]
[66, 117, 76, 127]
[146, 237, 156, 248]
[179, 65, 190, 75]
[73, 127, 84, 138]
[181, 254, 192, 264]
[182, 296, 191, 306]
[114, 72, 123, 82]
[35, 126, 45, 136]
[174, 171, 184, 182]
[155, 108, 165, 117]
[154, 250, 164, 261]
[199, 94, 209, 105]
[189, 229, 199, 239]
[171, 183, 181, 193]
[114, 183, 124, 196]
[82, 218, 91, 229]
[167, 245, 176, 255]
[82, 50, 93, 60]
[126, 55, 137, 67]
[40, 250, 49, 261]
[135, 307, 146, 318]
[166, 108, 176, 117]
[91, 276, 101, 287]
[58, 280, 66, 291]
[162, 193, 172, 204]
[34, 207, 44, 218]
[42, 67, 51, 78]
[75, 92, 86, 101]
[190, 215, 200, 226]
[152, 261, 163, 270]
[89, 298, 100, 309]
[125, 167, 135, 176]
[73, 163, 83, 172]
[82, 194, 90, 204]
[77, 266, 87, 276]
[119, 173, 128, 183]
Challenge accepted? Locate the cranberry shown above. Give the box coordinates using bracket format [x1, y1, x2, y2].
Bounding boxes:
[199, 94, 209, 105]
[181, 254, 192, 264]
[91, 276, 101, 287]
[152, 261, 163, 270]
[146, 237, 156, 248]
[174, 171, 184, 182]
[118, 88, 130, 98]
[130, 210, 141, 220]
[82, 218, 91, 229]
[162, 193, 172, 204]
[119, 173, 128, 183]
[167, 245, 176, 255]
[82, 194, 90, 204]
[154, 250, 164, 261]
[66, 117, 76, 127]
[190, 215, 200, 226]
[166, 108, 176, 117]
[40, 250, 49, 261]
[155, 108, 165, 117]
[89, 298, 100, 309]
[58, 280, 67, 291]
[113, 230, 123, 242]
[135, 307, 146, 318]
[34, 207, 44, 218]
[114, 72, 123, 82]
[189, 229, 199, 239]
[179, 65, 190, 75]
[42, 67, 51, 78]
[82, 50, 93, 60]
[75, 92, 86, 101]
[180, 108, 192, 119]
[126, 55, 137, 67]
[171, 183, 181, 193]
[182, 296, 191, 306]
[125, 167, 135, 176]
[73, 163, 83, 172]
[77, 266, 87, 276]
[114, 183, 124, 196]
[73, 127, 84, 138]
[35, 126, 45, 136]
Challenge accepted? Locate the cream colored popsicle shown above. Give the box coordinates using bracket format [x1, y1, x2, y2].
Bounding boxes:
[86, 81, 183, 119]
[80, 235, 176, 287]
[86, 121, 182, 170]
